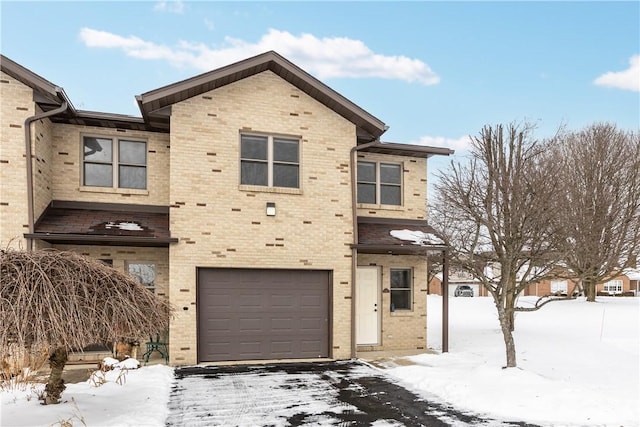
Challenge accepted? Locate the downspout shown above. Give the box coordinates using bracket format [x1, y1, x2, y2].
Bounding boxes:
[24, 90, 69, 251]
[349, 139, 380, 359]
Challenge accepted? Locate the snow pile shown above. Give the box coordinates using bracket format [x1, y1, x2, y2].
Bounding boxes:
[101, 356, 140, 370]
[390, 229, 444, 245]
[1, 364, 174, 426]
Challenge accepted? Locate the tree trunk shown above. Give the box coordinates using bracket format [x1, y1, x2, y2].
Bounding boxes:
[584, 277, 597, 302]
[506, 292, 516, 331]
[497, 305, 517, 368]
[43, 347, 67, 404]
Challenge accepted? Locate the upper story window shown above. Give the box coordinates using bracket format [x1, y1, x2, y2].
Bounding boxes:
[357, 161, 402, 205]
[83, 136, 147, 189]
[240, 134, 299, 188]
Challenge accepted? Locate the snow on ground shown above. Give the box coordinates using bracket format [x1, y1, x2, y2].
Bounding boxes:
[386, 295, 640, 427]
[1, 296, 638, 426]
[1, 364, 174, 426]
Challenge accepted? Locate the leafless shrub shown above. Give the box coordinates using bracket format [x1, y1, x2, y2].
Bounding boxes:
[0, 248, 172, 403]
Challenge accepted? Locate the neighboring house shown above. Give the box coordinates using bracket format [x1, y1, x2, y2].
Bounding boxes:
[0, 51, 453, 365]
[429, 269, 489, 297]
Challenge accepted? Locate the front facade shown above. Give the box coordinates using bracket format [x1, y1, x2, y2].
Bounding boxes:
[0, 51, 452, 365]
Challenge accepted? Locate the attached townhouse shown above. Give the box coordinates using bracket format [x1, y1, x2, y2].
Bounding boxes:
[0, 51, 452, 365]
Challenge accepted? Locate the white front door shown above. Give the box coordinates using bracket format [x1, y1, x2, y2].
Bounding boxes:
[356, 266, 380, 345]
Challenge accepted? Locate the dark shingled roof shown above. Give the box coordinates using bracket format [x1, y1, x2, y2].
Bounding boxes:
[27, 201, 177, 247]
[355, 216, 446, 254]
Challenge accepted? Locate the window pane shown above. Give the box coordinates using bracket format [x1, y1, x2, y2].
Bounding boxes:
[274, 139, 299, 163]
[119, 165, 147, 189]
[241, 161, 268, 185]
[241, 135, 268, 160]
[357, 183, 376, 204]
[84, 163, 113, 187]
[381, 185, 401, 205]
[119, 140, 146, 165]
[391, 269, 411, 289]
[128, 263, 156, 293]
[391, 290, 411, 310]
[380, 163, 401, 184]
[83, 137, 112, 162]
[273, 164, 299, 188]
[357, 162, 376, 182]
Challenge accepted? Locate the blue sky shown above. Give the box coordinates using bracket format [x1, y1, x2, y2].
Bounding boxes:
[2, 1, 639, 184]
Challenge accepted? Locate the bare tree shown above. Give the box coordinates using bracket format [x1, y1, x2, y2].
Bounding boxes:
[548, 123, 640, 301]
[433, 123, 562, 368]
[0, 248, 171, 404]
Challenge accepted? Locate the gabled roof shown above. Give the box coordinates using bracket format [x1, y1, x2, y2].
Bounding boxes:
[136, 51, 388, 142]
[1, 54, 157, 131]
[0, 54, 72, 110]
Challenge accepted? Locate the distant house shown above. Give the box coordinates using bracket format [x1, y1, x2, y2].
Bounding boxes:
[0, 51, 453, 365]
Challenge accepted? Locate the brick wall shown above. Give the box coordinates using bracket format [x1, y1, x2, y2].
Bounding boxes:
[357, 254, 428, 351]
[0, 71, 33, 248]
[50, 125, 170, 206]
[168, 70, 357, 364]
[356, 152, 427, 220]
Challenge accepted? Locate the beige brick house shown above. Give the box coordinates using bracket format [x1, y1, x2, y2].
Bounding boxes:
[0, 51, 452, 365]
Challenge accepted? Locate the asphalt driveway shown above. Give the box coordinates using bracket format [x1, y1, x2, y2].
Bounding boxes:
[166, 360, 536, 426]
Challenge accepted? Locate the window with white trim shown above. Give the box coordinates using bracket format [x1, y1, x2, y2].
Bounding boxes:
[603, 280, 623, 294]
[357, 161, 402, 205]
[127, 263, 156, 293]
[240, 134, 299, 188]
[390, 268, 412, 310]
[83, 136, 147, 189]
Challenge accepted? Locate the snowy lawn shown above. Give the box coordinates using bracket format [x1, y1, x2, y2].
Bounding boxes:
[387, 295, 640, 427]
[1, 296, 638, 426]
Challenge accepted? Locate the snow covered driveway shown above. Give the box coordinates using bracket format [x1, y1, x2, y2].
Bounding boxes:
[166, 360, 535, 426]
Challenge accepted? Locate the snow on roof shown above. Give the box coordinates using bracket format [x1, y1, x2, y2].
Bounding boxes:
[623, 268, 640, 281]
[390, 229, 445, 246]
[105, 221, 144, 231]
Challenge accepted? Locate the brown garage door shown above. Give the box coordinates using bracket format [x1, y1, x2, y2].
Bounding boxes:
[197, 268, 330, 362]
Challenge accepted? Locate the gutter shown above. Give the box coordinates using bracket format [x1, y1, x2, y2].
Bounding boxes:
[24, 89, 69, 251]
[349, 139, 381, 359]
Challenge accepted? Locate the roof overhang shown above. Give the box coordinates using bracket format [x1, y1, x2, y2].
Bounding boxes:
[357, 141, 454, 158]
[28, 201, 178, 248]
[354, 216, 448, 255]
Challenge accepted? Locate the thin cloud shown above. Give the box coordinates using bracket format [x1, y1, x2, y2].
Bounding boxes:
[594, 54, 640, 92]
[409, 135, 471, 152]
[154, 0, 185, 14]
[78, 27, 440, 85]
[204, 18, 215, 31]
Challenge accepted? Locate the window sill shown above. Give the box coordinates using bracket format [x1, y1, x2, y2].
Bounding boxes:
[239, 185, 302, 195]
[390, 310, 414, 317]
[79, 186, 149, 196]
[358, 203, 404, 211]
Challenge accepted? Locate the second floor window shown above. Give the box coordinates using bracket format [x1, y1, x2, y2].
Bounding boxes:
[240, 134, 299, 188]
[357, 161, 402, 205]
[83, 136, 147, 189]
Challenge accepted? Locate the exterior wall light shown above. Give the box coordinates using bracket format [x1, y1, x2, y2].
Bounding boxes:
[266, 202, 276, 216]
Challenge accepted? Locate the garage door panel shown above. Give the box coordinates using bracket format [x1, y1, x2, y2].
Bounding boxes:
[198, 268, 329, 362]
